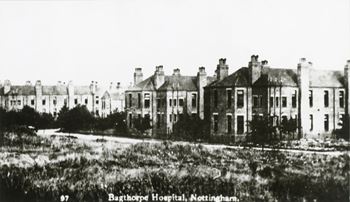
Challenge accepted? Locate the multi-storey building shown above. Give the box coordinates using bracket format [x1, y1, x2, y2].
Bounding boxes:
[205, 56, 350, 142]
[0, 80, 125, 117]
[125, 65, 215, 136]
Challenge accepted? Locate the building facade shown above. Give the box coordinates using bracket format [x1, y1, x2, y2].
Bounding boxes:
[205, 56, 350, 142]
[125, 65, 215, 136]
[0, 80, 125, 117]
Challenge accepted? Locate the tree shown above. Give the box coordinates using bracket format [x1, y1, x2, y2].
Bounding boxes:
[57, 105, 94, 132]
[133, 114, 152, 135]
[280, 117, 297, 140]
[247, 115, 271, 148]
[173, 113, 208, 141]
[334, 115, 350, 141]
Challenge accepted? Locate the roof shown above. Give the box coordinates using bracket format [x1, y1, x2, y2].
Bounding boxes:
[0, 85, 36, 96]
[42, 85, 67, 95]
[208, 66, 345, 88]
[207, 67, 250, 87]
[158, 76, 198, 91]
[254, 68, 298, 87]
[309, 69, 344, 87]
[74, 86, 91, 95]
[128, 74, 216, 92]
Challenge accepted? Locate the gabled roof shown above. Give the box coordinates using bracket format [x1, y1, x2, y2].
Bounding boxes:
[110, 91, 124, 100]
[74, 86, 91, 95]
[128, 74, 216, 92]
[42, 85, 68, 95]
[206, 67, 249, 87]
[309, 69, 344, 87]
[208, 66, 345, 88]
[158, 76, 197, 91]
[254, 68, 298, 87]
[0, 85, 36, 96]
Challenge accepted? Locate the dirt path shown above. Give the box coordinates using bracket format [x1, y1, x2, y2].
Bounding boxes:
[37, 129, 349, 156]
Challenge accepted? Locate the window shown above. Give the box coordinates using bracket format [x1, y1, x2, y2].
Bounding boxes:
[237, 116, 244, 134]
[309, 90, 313, 107]
[179, 98, 184, 107]
[157, 114, 161, 128]
[102, 100, 106, 109]
[53, 99, 57, 105]
[237, 90, 244, 108]
[17, 100, 21, 105]
[270, 97, 273, 107]
[95, 96, 99, 105]
[169, 114, 172, 122]
[84, 98, 88, 105]
[31, 99, 35, 106]
[169, 99, 172, 107]
[324, 90, 329, 107]
[227, 115, 232, 133]
[292, 91, 297, 108]
[282, 97, 287, 107]
[192, 93, 197, 108]
[42, 99, 46, 105]
[138, 93, 141, 108]
[129, 114, 132, 127]
[144, 93, 150, 108]
[275, 97, 279, 107]
[259, 96, 263, 107]
[227, 89, 232, 108]
[128, 94, 132, 107]
[156, 98, 160, 109]
[310, 114, 313, 131]
[174, 114, 177, 122]
[96, 110, 99, 116]
[340, 114, 345, 125]
[74, 98, 78, 105]
[253, 95, 259, 107]
[214, 90, 218, 107]
[324, 114, 329, 131]
[173, 99, 177, 106]
[339, 91, 344, 108]
[213, 114, 218, 132]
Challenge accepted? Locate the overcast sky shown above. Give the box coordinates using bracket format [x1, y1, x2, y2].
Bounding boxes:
[0, 0, 349, 86]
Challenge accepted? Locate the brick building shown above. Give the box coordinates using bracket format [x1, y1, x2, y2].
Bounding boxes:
[0, 80, 125, 117]
[125, 66, 215, 136]
[205, 56, 350, 142]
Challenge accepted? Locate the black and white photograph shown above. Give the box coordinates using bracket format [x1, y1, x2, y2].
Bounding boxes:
[0, 0, 349, 201]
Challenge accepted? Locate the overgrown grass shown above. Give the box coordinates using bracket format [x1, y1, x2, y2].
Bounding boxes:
[0, 132, 349, 202]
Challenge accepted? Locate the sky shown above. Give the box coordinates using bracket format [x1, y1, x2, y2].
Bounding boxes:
[0, 0, 349, 86]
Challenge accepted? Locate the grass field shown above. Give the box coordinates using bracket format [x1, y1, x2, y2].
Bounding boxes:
[0, 130, 349, 202]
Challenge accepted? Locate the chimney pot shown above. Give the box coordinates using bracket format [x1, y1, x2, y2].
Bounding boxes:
[173, 68, 181, 76]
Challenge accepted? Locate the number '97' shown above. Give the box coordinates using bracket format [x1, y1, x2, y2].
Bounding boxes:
[60, 195, 69, 201]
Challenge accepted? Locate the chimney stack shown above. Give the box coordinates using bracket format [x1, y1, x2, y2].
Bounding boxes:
[197, 67, 207, 119]
[68, 80, 75, 109]
[134, 68, 143, 85]
[154, 65, 165, 89]
[173, 68, 181, 76]
[25, 81, 32, 86]
[216, 58, 229, 80]
[249, 55, 262, 84]
[4, 80, 11, 94]
[345, 60, 350, 121]
[297, 57, 311, 138]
